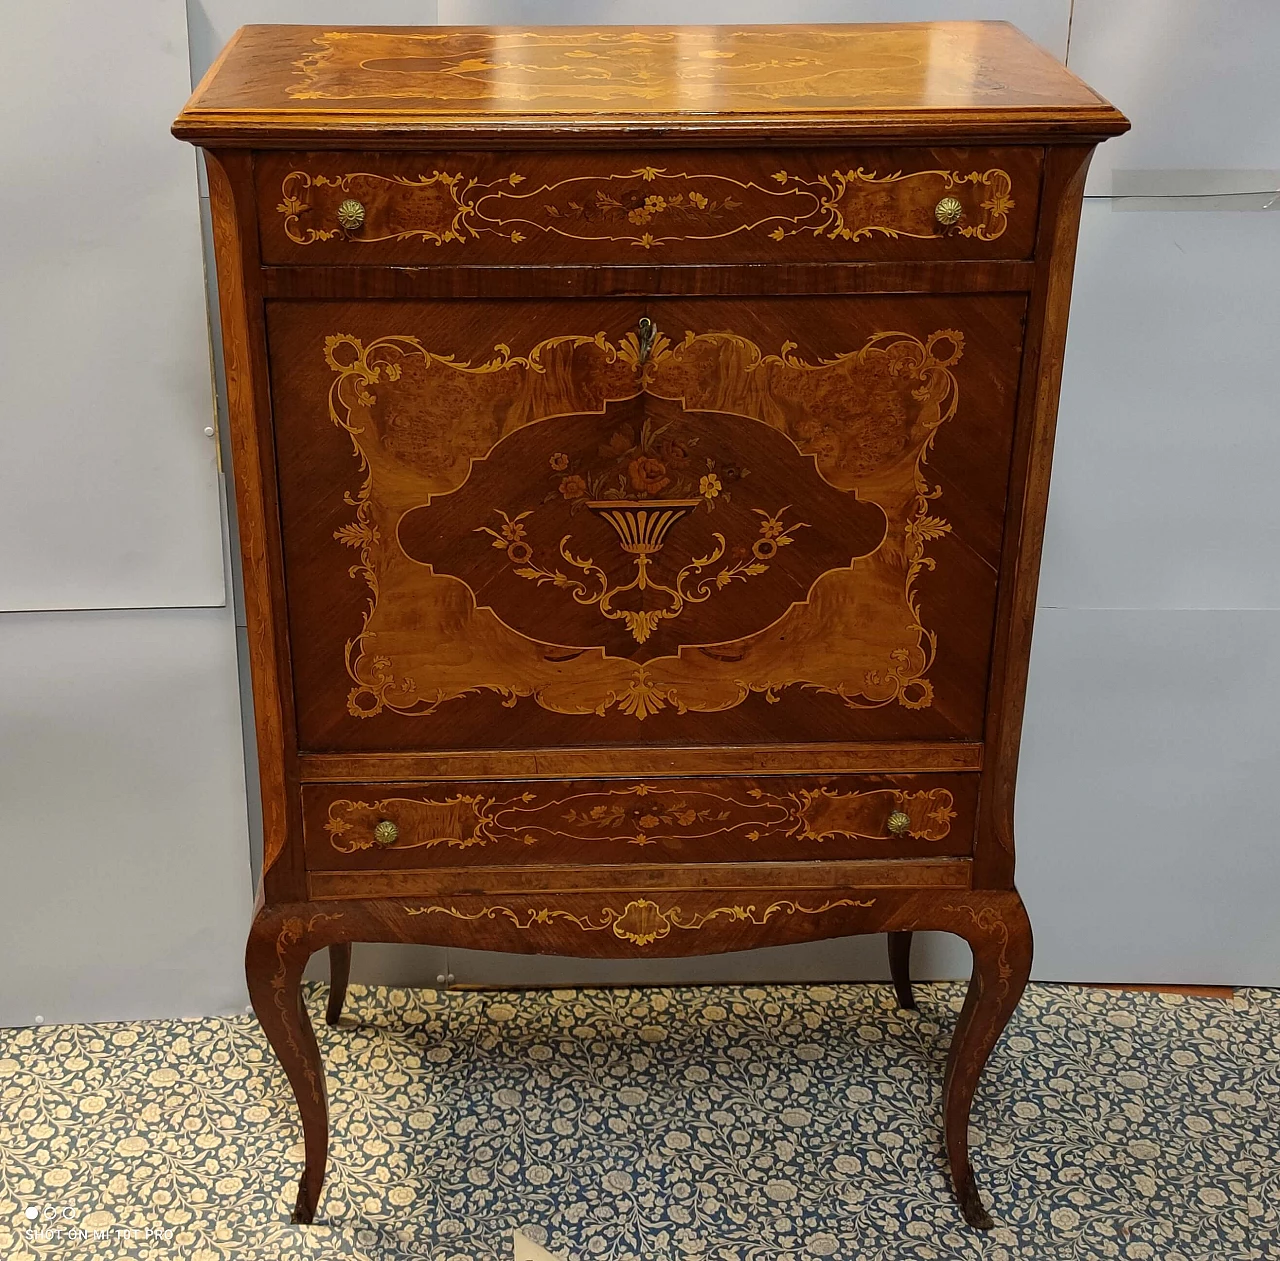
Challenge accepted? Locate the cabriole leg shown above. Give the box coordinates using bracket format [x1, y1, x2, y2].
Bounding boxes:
[941, 893, 1033, 1229]
[245, 908, 331, 1224]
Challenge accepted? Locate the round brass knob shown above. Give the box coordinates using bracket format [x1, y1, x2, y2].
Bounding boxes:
[373, 819, 399, 846]
[336, 198, 366, 231]
[934, 196, 964, 227]
[886, 810, 912, 837]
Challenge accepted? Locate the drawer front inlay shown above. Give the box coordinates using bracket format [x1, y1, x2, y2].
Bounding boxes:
[302, 774, 976, 869]
[256, 148, 1040, 265]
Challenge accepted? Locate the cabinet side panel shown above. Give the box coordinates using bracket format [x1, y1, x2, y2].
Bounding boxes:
[976, 145, 1094, 888]
[205, 150, 303, 901]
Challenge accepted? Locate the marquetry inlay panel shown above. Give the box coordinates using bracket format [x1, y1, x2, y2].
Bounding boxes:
[328, 325, 954, 720]
[401, 895, 878, 948]
[255, 149, 1040, 265]
[271, 294, 1023, 750]
[270, 163, 1016, 253]
[302, 774, 975, 868]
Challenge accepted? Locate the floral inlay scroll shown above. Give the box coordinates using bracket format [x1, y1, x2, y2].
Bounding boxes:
[769, 167, 1015, 244]
[277, 169, 474, 245]
[403, 896, 877, 948]
[475, 410, 807, 645]
[275, 163, 1013, 250]
[323, 784, 957, 855]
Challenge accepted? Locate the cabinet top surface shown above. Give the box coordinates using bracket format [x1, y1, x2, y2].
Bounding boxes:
[174, 22, 1127, 145]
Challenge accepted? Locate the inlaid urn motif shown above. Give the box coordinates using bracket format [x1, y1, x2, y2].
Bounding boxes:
[397, 393, 884, 660]
[588, 499, 701, 555]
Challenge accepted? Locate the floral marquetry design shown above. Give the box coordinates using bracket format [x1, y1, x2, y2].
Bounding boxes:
[274, 163, 1014, 252]
[541, 407, 746, 508]
[469, 406, 805, 645]
[770, 166, 1015, 244]
[314, 782, 961, 861]
[277, 169, 471, 245]
[479, 500, 807, 645]
[322, 324, 964, 721]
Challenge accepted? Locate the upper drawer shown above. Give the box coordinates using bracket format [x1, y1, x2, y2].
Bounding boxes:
[255, 147, 1041, 266]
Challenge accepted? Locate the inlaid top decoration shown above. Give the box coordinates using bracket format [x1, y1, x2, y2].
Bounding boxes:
[322, 319, 963, 722]
[289, 27, 939, 105]
[174, 22, 1129, 142]
[276, 25, 1103, 113]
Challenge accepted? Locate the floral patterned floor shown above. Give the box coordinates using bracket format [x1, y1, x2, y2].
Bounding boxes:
[0, 980, 1274, 1260]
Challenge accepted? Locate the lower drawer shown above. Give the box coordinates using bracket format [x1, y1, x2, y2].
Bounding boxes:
[302, 774, 976, 870]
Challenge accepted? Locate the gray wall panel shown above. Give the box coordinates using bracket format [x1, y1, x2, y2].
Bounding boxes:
[0, 1, 225, 612]
[0, 607, 252, 1026]
[1069, 0, 1280, 197]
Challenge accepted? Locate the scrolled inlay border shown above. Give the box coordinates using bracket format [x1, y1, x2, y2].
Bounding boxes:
[403, 896, 877, 947]
[325, 325, 963, 722]
[324, 785, 956, 855]
[275, 164, 1014, 250]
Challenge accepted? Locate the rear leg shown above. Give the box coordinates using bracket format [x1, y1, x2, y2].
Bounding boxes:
[888, 931, 916, 1010]
[325, 943, 352, 1027]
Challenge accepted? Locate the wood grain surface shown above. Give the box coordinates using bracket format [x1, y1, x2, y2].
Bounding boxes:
[174, 23, 1128, 146]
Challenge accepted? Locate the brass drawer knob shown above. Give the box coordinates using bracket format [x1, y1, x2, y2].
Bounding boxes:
[886, 810, 912, 837]
[934, 196, 964, 226]
[373, 819, 399, 846]
[336, 198, 366, 231]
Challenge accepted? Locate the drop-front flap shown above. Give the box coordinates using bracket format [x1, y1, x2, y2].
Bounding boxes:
[269, 295, 1024, 752]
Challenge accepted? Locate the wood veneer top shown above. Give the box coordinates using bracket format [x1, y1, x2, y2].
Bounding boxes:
[174, 22, 1128, 146]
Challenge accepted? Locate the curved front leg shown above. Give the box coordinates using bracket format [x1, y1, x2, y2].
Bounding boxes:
[246, 908, 339, 1224]
[941, 892, 1032, 1229]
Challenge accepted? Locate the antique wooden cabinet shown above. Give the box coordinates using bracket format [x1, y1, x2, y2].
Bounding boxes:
[174, 22, 1127, 1228]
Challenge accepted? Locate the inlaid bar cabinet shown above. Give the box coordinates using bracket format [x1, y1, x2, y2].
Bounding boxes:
[174, 21, 1127, 1227]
